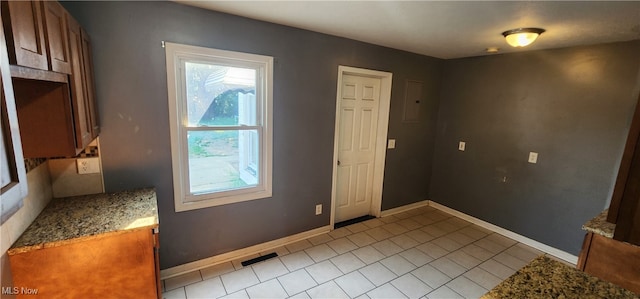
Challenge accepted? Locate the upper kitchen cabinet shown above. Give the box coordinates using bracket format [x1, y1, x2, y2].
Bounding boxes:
[67, 15, 93, 150]
[80, 27, 99, 138]
[0, 1, 47, 71]
[2, 0, 100, 158]
[1, 0, 71, 74]
[42, 1, 71, 74]
[13, 78, 80, 158]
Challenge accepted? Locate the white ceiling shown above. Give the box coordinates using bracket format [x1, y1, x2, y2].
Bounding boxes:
[176, 1, 640, 59]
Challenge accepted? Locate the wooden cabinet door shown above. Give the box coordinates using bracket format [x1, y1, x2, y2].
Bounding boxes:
[41, 1, 71, 74]
[81, 29, 99, 137]
[578, 233, 640, 294]
[66, 14, 91, 151]
[0, 1, 49, 71]
[9, 229, 159, 299]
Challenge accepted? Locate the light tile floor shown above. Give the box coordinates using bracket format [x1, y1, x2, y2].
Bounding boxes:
[163, 205, 554, 299]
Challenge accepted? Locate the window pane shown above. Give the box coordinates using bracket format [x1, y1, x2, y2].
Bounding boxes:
[187, 130, 259, 195]
[185, 62, 256, 127]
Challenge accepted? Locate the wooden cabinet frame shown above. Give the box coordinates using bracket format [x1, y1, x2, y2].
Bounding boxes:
[1, 0, 100, 158]
[578, 232, 640, 293]
[1, 0, 71, 74]
[42, 1, 71, 74]
[1, 0, 49, 71]
[66, 14, 92, 150]
[0, 5, 28, 223]
[608, 93, 640, 244]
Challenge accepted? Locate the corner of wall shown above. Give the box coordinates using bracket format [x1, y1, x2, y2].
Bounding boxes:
[48, 138, 105, 198]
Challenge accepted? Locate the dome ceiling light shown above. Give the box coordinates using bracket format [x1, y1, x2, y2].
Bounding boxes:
[502, 28, 546, 47]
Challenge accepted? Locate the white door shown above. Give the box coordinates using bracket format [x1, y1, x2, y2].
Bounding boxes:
[335, 74, 382, 222]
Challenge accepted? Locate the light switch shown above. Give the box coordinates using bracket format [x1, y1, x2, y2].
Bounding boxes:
[528, 152, 538, 164]
[388, 139, 396, 149]
[458, 141, 466, 151]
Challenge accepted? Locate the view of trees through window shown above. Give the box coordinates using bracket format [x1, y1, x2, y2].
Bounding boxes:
[184, 62, 258, 194]
[167, 42, 272, 210]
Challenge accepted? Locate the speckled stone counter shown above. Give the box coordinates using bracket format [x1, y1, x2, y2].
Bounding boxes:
[8, 188, 158, 255]
[482, 256, 638, 298]
[582, 209, 615, 238]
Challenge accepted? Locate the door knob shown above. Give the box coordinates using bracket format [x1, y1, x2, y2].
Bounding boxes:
[337, 160, 341, 166]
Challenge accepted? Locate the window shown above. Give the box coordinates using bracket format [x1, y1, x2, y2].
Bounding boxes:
[165, 43, 273, 212]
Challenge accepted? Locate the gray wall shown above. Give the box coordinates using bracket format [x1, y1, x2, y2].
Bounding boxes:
[63, 0, 640, 268]
[63, 1, 442, 269]
[431, 41, 640, 255]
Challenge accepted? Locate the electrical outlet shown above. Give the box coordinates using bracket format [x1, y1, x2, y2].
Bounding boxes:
[388, 139, 396, 149]
[315, 204, 322, 215]
[77, 158, 101, 174]
[458, 141, 466, 151]
[528, 152, 538, 164]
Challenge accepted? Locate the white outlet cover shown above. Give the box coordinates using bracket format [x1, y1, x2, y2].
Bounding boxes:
[528, 152, 538, 164]
[315, 204, 322, 215]
[388, 139, 396, 149]
[458, 141, 466, 151]
[77, 158, 101, 174]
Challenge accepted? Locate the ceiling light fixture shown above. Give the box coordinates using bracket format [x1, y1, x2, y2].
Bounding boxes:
[486, 47, 500, 53]
[502, 28, 546, 47]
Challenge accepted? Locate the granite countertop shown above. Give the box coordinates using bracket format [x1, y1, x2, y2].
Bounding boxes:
[8, 188, 158, 255]
[482, 256, 638, 299]
[582, 209, 616, 238]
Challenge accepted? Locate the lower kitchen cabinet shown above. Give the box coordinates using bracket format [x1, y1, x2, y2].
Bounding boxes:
[577, 232, 640, 294]
[9, 229, 159, 298]
[7, 189, 160, 298]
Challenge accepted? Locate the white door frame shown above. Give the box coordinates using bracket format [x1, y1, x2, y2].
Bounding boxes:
[330, 65, 393, 227]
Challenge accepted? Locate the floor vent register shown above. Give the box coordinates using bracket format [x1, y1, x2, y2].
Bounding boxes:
[241, 252, 278, 267]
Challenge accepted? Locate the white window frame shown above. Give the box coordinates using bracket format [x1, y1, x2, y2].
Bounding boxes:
[165, 42, 273, 212]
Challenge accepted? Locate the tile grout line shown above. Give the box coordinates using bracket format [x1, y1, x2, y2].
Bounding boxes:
[386, 220, 507, 297]
[165, 207, 537, 299]
[369, 216, 473, 297]
[437, 236, 540, 295]
[330, 215, 483, 298]
[398, 272, 431, 298]
[404, 233, 470, 299]
[216, 269, 229, 297]
[385, 283, 407, 299]
[299, 266, 319, 296]
[240, 263, 279, 297]
[357, 262, 386, 296]
[373, 257, 430, 298]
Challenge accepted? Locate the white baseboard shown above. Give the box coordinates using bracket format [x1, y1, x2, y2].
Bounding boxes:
[428, 200, 579, 265]
[160, 225, 332, 280]
[162, 200, 579, 279]
[380, 200, 430, 218]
